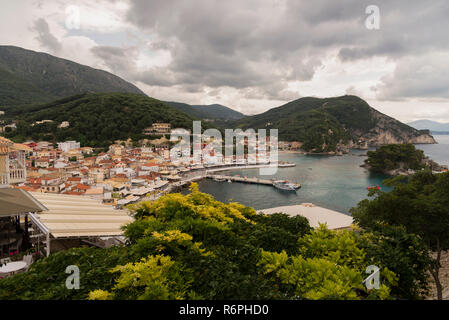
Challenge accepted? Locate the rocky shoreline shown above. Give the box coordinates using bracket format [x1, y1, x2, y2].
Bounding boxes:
[360, 156, 448, 176]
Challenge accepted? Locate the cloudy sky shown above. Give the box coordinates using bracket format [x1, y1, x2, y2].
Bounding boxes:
[1, 0, 449, 122]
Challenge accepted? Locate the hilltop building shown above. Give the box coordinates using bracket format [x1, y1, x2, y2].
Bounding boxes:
[58, 121, 70, 128]
[144, 123, 171, 135]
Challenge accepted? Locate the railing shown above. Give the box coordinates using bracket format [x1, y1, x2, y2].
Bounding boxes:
[9, 168, 26, 183]
[0, 172, 8, 186]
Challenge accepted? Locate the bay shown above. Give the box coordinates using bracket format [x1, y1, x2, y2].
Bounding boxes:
[194, 151, 388, 214]
[192, 136, 449, 214]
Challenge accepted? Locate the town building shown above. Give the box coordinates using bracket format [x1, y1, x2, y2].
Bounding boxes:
[57, 141, 80, 153]
[144, 123, 171, 135]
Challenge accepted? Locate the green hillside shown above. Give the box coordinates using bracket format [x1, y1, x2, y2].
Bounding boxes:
[0, 46, 145, 106]
[1, 93, 195, 147]
[165, 101, 245, 121]
[233, 95, 427, 153]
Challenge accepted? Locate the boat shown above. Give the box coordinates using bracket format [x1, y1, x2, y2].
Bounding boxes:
[273, 180, 301, 191]
[227, 179, 232, 183]
[367, 185, 381, 191]
[213, 177, 227, 182]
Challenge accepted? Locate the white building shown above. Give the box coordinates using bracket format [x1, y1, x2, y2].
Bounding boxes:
[58, 121, 70, 128]
[57, 141, 80, 153]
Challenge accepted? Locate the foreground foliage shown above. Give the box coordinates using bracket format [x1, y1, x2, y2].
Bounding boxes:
[0, 183, 433, 300]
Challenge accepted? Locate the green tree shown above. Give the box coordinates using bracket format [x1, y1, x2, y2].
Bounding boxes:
[89, 255, 194, 300]
[259, 225, 397, 300]
[351, 170, 449, 299]
[0, 247, 130, 300]
[365, 143, 426, 173]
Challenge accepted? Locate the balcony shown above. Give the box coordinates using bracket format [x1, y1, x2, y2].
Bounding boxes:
[1, 137, 29, 187]
[9, 168, 26, 184]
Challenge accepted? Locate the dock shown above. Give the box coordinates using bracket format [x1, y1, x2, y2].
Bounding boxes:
[206, 174, 275, 186]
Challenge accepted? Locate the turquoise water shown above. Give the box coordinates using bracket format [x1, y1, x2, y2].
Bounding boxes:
[194, 151, 389, 214]
[192, 136, 449, 214]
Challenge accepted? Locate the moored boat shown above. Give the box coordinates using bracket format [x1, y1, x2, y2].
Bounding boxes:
[272, 180, 301, 191]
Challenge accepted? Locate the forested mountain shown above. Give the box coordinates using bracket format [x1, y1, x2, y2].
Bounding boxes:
[0, 47, 436, 154]
[1, 93, 194, 147]
[165, 101, 245, 121]
[0, 46, 145, 106]
[233, 95, 436, 153]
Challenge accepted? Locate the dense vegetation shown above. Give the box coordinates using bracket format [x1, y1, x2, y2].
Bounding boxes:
[0, 183, 434, 300]
[1, 93, 196, 147]
[232, 95, 422, 153]
[351, 171, 449, 299]
[165, 101, 245, 121]
[365, 144, 426, 173]
[0, 46, 144, 106]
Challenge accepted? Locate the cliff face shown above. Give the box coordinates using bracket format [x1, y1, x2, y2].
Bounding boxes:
[350, 108, 436, 147]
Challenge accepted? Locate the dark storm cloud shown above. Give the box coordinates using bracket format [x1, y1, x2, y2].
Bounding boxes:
[93, 0, 449, 100]
[376, 53, 449, 100]
[91, 45, 139, 77]
[32, 18, 62, 54]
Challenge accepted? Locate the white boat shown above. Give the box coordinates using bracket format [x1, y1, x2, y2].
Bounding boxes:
[213, 177, 227, 182]
[273, 180, 300, 191]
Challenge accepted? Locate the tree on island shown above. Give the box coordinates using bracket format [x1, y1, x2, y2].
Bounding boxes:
[364, 143, 425, 174]
[351, 170, 449, 299]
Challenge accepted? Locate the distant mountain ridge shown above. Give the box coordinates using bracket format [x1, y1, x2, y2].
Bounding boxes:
[407, 120, 449, 132]
[233, 95, 436, 153]
[165, 101, 245, 121]
[0, 46, 145, 106]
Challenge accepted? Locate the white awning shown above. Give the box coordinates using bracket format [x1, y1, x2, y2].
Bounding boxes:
[30, 192, 133, 238]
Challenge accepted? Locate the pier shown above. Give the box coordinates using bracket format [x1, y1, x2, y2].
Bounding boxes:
[206, 174, 275, 186]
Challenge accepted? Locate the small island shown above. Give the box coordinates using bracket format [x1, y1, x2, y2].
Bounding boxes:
[362, 143, 448, 176]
